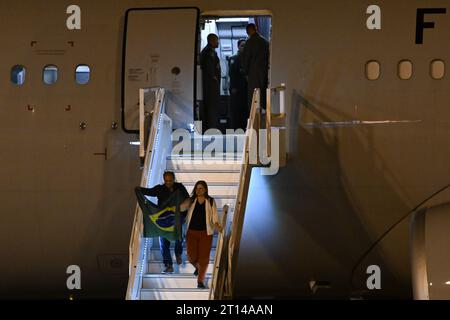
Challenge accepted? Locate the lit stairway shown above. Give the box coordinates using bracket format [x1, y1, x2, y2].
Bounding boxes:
[139, 134, 244, 300]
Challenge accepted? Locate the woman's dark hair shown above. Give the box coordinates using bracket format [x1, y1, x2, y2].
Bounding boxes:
[190, 180, 213, 203]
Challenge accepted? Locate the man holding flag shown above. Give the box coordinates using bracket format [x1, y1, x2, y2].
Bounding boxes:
[135, 171, 189, 274]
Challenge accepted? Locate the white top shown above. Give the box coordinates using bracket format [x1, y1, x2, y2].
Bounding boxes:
[185, 197, 220, 236]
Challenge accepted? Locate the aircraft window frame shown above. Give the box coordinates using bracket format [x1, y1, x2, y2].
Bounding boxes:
[43, 65, 59, 85]
[75, 64, 91, 85]
[398, 60, 413, 80]
[365, 60, 380, 80]
[11, 65, 26, 86]
[430, 59, 445, 80]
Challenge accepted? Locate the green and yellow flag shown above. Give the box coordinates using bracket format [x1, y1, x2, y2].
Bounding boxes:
[135, 187, 182, 241]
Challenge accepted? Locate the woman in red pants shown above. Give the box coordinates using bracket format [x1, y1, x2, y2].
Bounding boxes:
[184, 180, 222, 288]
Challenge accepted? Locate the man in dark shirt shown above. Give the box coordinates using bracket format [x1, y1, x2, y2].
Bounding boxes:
[137, 171, 189, 274]
[242, 23, 270, 110]
[228, 39, 248, 130]
[200, 33, 221, 131]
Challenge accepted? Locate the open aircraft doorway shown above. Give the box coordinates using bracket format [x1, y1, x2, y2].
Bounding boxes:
[197, 12, 272, 133]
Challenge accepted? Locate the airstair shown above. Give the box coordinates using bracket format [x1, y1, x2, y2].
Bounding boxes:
[126, 86, 286, 300]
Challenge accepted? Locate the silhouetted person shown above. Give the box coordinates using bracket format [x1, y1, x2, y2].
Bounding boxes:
[200, 33, 221, 131]
[242, 23, 270, 110]
[136, 171, 189, 274]
[228, 39, 248, 130]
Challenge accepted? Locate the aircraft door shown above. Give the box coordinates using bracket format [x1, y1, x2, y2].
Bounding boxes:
[122, 7, 199, 132]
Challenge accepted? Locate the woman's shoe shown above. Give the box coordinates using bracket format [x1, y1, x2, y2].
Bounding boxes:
[197, 282, 205, 289]
[194, 267, 198, 276]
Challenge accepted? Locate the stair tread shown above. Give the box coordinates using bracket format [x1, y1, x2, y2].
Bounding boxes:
[168, 158, 242, 161]
[143, 273, 212, 278]
[140, 288, 209, 292]
[148, 258, 215, 263]
[169, 169, 241, 173]
[169, 151, 242, 154]
[168, 157, 242, 161]
[148, 258, 214, 261]
[168, 155, 243, 160]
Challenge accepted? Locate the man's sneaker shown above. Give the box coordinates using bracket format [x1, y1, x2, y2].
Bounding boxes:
[197, 282, 205, 289]
[176, 255, 182, 265]
[194, 267, 198, 276]
[162, 265, 174, 274]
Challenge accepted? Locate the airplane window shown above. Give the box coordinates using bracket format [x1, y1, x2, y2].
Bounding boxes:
[76, 65, 90, 84]
[11, 65, 26, 85]
[430, 60, 445, 80]
[43, 65, 58, 85]
[398, 60, 413, 80]
[365, 61, 380, 80]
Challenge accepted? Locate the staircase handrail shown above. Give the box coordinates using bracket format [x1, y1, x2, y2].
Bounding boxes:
[126, 88, 166, 300]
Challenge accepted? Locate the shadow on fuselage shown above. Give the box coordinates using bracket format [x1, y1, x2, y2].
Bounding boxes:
[235, 86, 413, 299]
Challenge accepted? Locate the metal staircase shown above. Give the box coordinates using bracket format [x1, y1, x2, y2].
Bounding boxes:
[126, 85, 286, 300]
[139, 137, 243, 300]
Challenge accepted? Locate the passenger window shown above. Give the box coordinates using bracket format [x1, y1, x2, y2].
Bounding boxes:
[365, 61, 380, 80]
[43, 65, 58, 85]
[11, 65, 26, 85]
[398, 60, 413, 80]
[76, 65, 90, 84]
[430, 60, 445, 80]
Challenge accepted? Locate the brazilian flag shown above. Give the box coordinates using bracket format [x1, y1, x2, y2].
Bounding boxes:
[135, 187, 182, 241]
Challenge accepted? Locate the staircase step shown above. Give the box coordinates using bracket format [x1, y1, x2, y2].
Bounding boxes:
[147, 261, 214, 274]
[147, 248, 217, 261]
[168, 153, 243, 161]
[142, 274, 212, 289]
[172, 134, 246, 149]
[183, 133, 246, 139]
[172, 169, 240, 174]
[167, 159, 242, 172]
[148, 256, 214, 264]
[150, 245, 218, 251]
[184, 181, 239, 188]
[175, 172, 240, 184]
[140, 288, 209, 300]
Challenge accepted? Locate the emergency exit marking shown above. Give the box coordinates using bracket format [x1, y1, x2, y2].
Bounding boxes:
[128, 68, 145, 82]
[66, 5, 81, 30]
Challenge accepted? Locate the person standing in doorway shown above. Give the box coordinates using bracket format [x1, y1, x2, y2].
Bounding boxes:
[242, 23, 270, 110]
[182, 181, 222, 289]
[228, 39, 248, 130]
[200, 33, 221, 132]
[136, 171, 189, 274]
